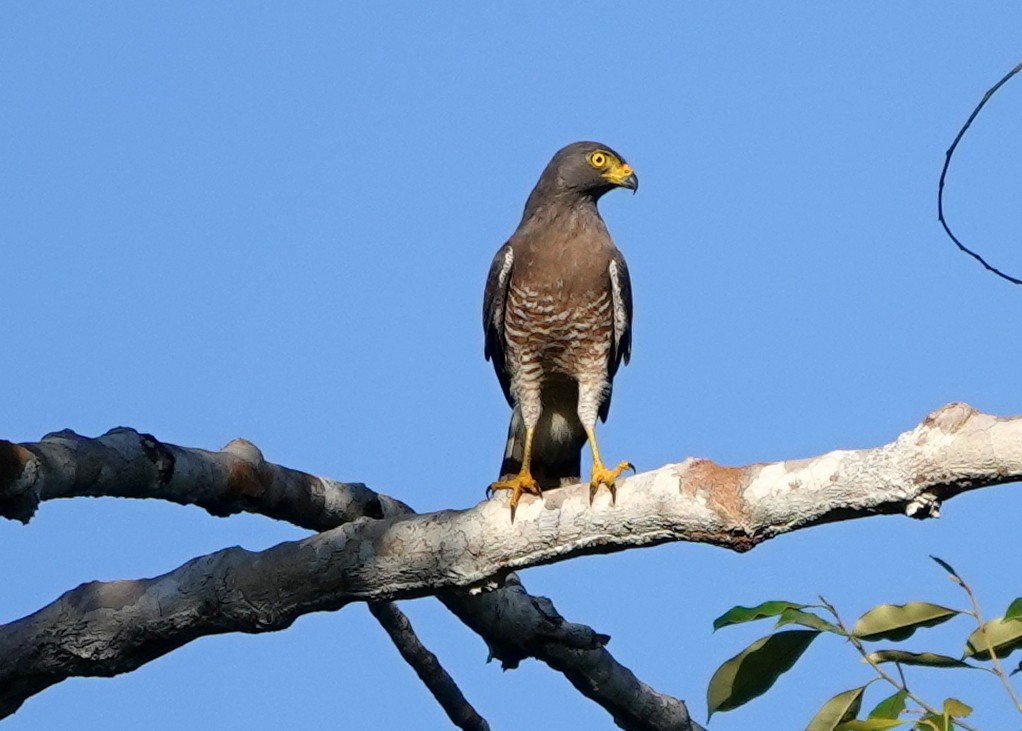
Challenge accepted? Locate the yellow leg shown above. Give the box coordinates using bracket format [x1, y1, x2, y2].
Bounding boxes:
[584, 425, 634, 504]
[489, 426, 542, 515]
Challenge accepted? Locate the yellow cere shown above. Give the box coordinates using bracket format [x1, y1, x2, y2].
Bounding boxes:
[602, 162, 634, 184]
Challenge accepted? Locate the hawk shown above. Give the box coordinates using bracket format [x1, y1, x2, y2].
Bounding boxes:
[483, 141, 637, 513]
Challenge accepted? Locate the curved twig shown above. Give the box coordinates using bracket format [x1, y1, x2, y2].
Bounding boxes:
[938, 59, 1022, 285]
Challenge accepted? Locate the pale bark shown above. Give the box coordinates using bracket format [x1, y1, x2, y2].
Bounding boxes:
[0, 427, 409, 527]
[2, 403, 1016, 727]
[0, 425, 698, 730]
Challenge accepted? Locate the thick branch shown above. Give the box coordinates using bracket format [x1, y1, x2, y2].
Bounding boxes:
[441, 576, 703, 731]
[4, 402, 1010, 726]
[2, 426, 696, 729]
[0, 428, 409, 527]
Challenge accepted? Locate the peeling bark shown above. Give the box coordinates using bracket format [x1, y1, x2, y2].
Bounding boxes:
[2, 403, 1014, 728]
[0, 428, 408, 527]
[1, 425, 697, 730]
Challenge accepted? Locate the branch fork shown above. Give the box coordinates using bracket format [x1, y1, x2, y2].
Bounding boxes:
[2, 402, 1018, 730]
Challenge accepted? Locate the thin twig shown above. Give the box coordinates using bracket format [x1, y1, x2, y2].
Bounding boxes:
[369, 602, 491, 731]
[954, 576, 1022, 714]
[818, 597, 981, 731]
[938, 59, 1022, 285]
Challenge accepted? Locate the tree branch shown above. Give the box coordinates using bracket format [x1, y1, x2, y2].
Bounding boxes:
[441, 575, 704, 731]
[0, 427, 409, 527]
[368, 601, 491, 731]
[4, 402, 1011, 727]
[1, 425, 697, 730]
[938, 58, 1022, 285]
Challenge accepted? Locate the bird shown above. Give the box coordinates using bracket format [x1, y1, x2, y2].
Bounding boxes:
[483, 141, 637, 516]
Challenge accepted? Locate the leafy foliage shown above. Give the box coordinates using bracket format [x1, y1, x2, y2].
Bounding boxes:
[915, 699, 973, 731]
[712, 600, 806, 631]
[852, 604, 959, 642]
[864, 651, 972, 669]
[707, 558, 1021, 729]
[777, 608, 844, 635]
[706, 630, 819, 717]
[837, 719, 906, 730]
[804, 686, 865, 731]
[964, 617, 1022, 661]
[868, 689, 908, 720]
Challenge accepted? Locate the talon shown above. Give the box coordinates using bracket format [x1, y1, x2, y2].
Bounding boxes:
[489, 470, 541, 520]
[589, 460, 632, 505]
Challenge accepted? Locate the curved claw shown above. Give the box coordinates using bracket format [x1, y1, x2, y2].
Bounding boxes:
[489, 471, 542, 522]
[589, 460, 634, 505]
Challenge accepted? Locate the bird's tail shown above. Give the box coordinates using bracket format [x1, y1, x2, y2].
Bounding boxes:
[499, 401, 586, 490]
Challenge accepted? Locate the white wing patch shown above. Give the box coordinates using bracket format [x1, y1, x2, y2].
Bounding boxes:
[498, 248, 514, 285]
[608, 259, 628, 350]
[493, 247, 514, 327]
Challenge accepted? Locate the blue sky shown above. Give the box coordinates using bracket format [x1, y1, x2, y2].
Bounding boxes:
[2, 3, 1021, 729]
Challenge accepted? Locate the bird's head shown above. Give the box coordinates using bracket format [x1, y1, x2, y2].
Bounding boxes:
[539, 141, 638, 200]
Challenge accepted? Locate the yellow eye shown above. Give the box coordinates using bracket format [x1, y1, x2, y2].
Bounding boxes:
[589, 151, 608, 168]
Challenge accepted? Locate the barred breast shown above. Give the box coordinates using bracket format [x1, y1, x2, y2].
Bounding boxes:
[502, 279, 613, 387]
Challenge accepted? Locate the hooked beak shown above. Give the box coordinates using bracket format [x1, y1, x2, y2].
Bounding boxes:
[603, 162, 639, 193]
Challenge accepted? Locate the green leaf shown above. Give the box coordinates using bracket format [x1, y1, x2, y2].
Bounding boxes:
[866, 650, 972, 668]
[964, 616, 1022, 660]
[1005, 597, 1022, 622]
[942, 698, 972, 718]
[914, 697, 972, 731]
[776, 608, 845, 635]
[852, 603, 960, 641]
[713, 600, 805, 631]
[804, 686, 864, 731]
[706, 630, 819, 717]
[914, 715, 949, 731]
[837, 720, 906, 730]
[929, 555, 961, 581]
[868, 689, 908, 719]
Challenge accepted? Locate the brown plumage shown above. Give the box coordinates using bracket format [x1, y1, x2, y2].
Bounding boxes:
[483, 141, 636, 514]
